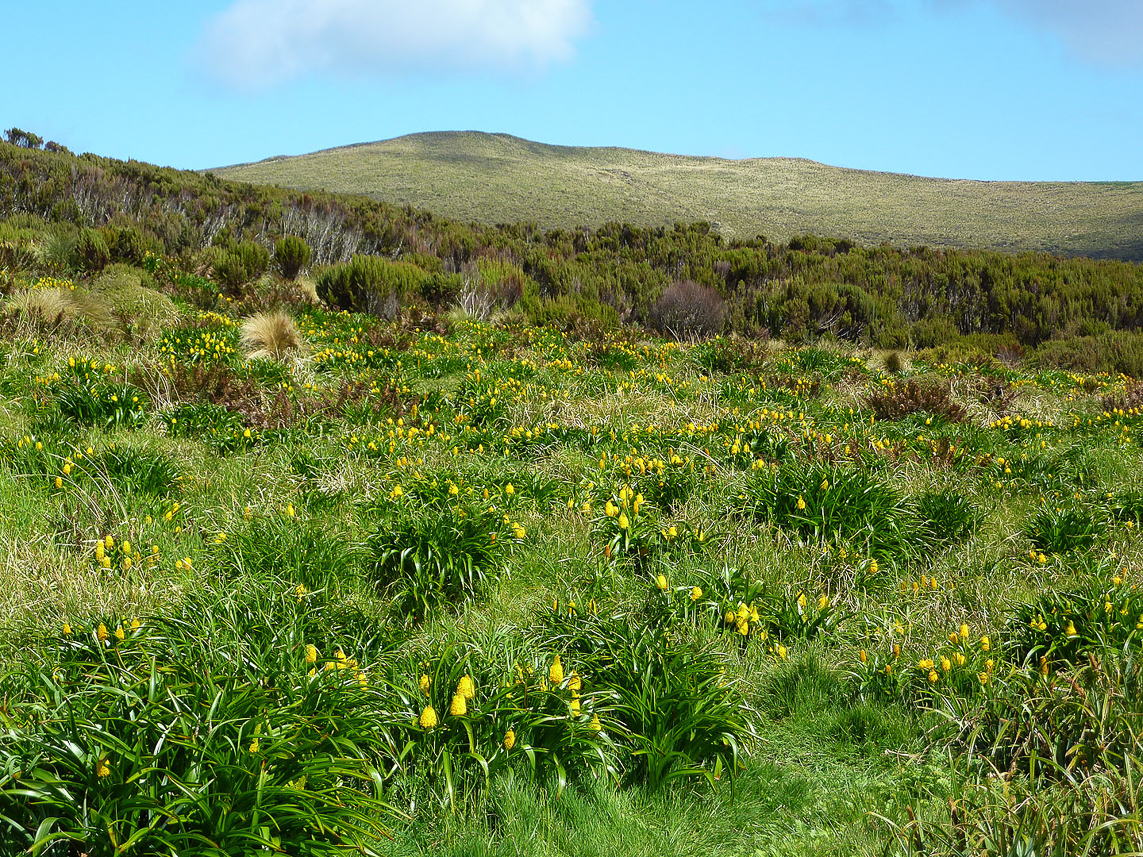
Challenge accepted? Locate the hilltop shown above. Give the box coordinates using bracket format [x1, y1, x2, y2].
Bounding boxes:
[216, 131, 1143, 260]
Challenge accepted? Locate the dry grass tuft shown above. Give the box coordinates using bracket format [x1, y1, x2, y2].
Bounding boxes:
[240, 310, 306, 360]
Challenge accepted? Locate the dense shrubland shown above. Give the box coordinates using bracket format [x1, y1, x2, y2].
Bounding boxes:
[3, 135, 1143, 376]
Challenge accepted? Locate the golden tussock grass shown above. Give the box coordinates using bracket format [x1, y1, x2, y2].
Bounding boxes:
[240, 310, 306, 360]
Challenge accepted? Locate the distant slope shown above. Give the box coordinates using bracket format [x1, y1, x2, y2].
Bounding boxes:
[215, 131, 1143, 260]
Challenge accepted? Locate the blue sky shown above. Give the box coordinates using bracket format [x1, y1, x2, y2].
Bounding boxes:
[5, 0, 1141, 180]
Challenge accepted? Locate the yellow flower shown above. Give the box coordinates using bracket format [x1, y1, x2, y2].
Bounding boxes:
[96, 756, 111, 778]
[1066, 621, 1077, 637]
[568, 672, 582, 692]
[605, 500, 618, 518]
[569, 698, 581, 716]
[928, 669, 939, 683]
[504, 729, 516, 750]
[859, 649, 867, 664]
[796, 495, 806, 511]
[512, 523, 526, 540]
[114, 625, 125, 641]
[655, 574, 668, 591]
[818, 594, 828, 610]
[62, 622, 72, 637]
[419, 705, 439, 729]
[948, 632, 959, 645]
[450, 693, 468, 716]
[777, 645, 788, 660]
[940, 657, 951, 672]
[959, 623, 970, 640]
[95, 542, 105, 561]
[505, 483, 515, 495]
[249, 737, 260, 753]
[589, 714, 602, 732]
[104, 535, 115, 550]
[96, 623, 109, 642]
[549, 655, 564, 685]
[981, 636, 991, 652]
[667, 525, 677, 538]
[305, 644, 317, 664]
[690, 586, 703, 602]
[457, 674, 476, 700]
[618, 513, 629, 530]
[419, 674, 432, 695]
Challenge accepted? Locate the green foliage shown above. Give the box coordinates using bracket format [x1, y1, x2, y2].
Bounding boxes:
[738, 462, 927, 559]
[0, 590, 397, 856]
[214, 240, 271, 289]
[274, 235, 312, 280]
[1032, 330, 1143, 378]
[1023, 506, 1104, 555]
[52, 379, 149, 429]
[1005, 575, 1142, 668]
[316, 255, 432, 317]
[367, 495, 511, 622]
[915, 489, 977, 544]
[538, 607, 751, 791]
[73, 227, 110, 272]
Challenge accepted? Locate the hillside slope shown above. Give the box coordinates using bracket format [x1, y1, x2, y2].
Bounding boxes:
[216, 131, 1143, 260]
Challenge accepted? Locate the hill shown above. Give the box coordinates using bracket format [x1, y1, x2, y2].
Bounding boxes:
[215, 131, 1143, 260]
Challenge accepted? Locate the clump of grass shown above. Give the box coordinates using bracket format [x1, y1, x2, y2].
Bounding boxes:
[240, 310, 305, 360]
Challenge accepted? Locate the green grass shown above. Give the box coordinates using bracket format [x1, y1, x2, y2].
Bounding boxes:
[2, 255, 1143, 855]
[216, 131, 1143, 259]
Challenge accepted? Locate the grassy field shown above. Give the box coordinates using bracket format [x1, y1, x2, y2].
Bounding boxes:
[1, 258, 1142, 854]
[216, 131, 1143, 259]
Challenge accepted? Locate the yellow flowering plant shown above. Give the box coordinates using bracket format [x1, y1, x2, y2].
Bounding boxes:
[590, 483, 663, 566]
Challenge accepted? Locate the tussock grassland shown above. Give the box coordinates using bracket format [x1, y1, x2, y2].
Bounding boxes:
[218, 131, 1143, 258]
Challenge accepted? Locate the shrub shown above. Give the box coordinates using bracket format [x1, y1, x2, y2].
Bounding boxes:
[316, 255, 432, 318]
[866, 380, 967, 422]
[213, 240, 271, 290]
[910, 316, 960, 349]
[73, 228, 110, 272]
[648, 280, 725, 339]
[1032, 331, 1143, 378]
[274, 235, 312, 280]
[106, 224, 147, 264]
[240, 311, 304, 360]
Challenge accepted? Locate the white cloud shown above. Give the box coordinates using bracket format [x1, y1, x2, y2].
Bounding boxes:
[199, 0, 594, 90]
[987, 0, 1143, 67]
